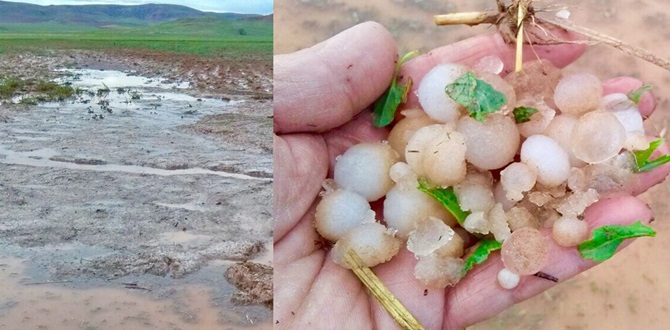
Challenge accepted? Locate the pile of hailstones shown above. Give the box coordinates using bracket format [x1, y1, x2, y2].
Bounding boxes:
[314, 58, 649, 290]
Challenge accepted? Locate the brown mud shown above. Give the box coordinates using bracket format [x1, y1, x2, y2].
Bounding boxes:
[274, 0, 670, 329]
[0, 48, 273, 328]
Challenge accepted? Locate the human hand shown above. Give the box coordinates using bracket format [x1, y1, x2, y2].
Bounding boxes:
[273, 21, 667, 329]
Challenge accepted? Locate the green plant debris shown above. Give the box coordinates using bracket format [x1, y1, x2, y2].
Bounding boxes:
[417, 178, 470, 225]
[578, 221, 656, 262]
[631, 138, 670, 172]
[445, 71, 507, 121]
[627, 85, 653, 105]
[372, 50, 419, 127]
[463, 239, 502, 273]
[512, 106, 539, 123]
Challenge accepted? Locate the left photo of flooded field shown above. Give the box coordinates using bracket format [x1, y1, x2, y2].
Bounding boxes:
[0, 0, 273, 328]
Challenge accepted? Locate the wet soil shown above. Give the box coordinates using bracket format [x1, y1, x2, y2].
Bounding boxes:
[0, 49, 273, 328]
[274, 0, 670, 329]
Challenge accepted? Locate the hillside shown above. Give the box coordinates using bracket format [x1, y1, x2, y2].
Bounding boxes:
[0, 1, 263, 26]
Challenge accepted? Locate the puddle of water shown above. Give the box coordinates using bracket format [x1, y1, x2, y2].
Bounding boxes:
[0, 259, 271, 330]
[157, 231, 213, 245]
[58, 68, 190, 90]
[155, 201, 212, 212]
[0, 145, 271, 181]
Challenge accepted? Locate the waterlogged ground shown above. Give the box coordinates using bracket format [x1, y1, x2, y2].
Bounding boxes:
[0, 61, 273, 328]
[275, 0, 670, 329]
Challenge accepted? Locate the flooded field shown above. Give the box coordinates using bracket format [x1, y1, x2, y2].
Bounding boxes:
[274, 0, 670, 329]
[0, 53, 273, 328]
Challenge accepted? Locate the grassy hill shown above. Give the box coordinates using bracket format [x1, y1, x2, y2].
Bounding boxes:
[0, 16, 273, 58]
[0, 1, 262, 26]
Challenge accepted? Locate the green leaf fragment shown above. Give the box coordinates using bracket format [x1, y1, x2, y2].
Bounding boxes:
[512, 106, 539, 123]
[417, 179, 470, 226]
[631, 138, 670, 172]
[462, 239, 502, 273]
[578, 221, 656, 262]
[627, 85, 653, 105]
[445, 71, 507, 122]
[372, 50, 420, 127]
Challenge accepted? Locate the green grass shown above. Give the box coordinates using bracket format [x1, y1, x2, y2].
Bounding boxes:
[0, 77, 75, 102]
[0, 18, 272, 58]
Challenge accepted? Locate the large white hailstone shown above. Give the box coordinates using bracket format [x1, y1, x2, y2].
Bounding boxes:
[383, 184, 455, 238]
[500, 162, 537, 202]
[520, 134, 571, 187]
[334, 142, 400, 201]
[314, 189, 375, 242]
[501, 227, 548, 275]
[543, 114, 586, 168]
[552, 216, 590, 247]
[497, 268, 521, 289]
[331, 222, 401, 269]
[457, 114, 520, 170]
[414, 254, 465, 288]
[570, 111, 626, 164]
[387, 109, 438, 159]
[407, 217, 457, 257]
[422, 130, 467, 186]
[601, 93, 649, 150]
[554, 72, 602, 115]
[404, 124, 445, 176]
[417, 63, 469, 123]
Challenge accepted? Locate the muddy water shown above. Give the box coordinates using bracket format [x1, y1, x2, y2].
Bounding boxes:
[0, 69, 272, 328]
[274, 0, 670, 329]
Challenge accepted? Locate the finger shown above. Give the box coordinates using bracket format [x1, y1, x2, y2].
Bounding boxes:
[279, 258, 374, 329]
[274, 21, 397, 134]
[602, 77, 656, 117]
[273, 134, 329, 241]
[443, 195, 653, 329]
[401, 30, 587, 109]
[372, 248, 446, 330]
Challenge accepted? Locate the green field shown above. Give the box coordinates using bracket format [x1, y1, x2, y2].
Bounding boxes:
[0, 18, 272, 58]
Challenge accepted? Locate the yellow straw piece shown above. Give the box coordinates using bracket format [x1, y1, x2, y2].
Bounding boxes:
[344, 249, 425, 330]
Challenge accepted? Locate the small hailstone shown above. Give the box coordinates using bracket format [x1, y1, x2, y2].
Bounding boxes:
[497, 268, 521, 289]
[414, 254, 464, 288]
[331, 222, 402, 269]
[407, 217, 456, 257]
[473, 55, 504, 75]
[463, 211, 489, 235]
[555, 8, 571, 20]
[552, 216, 590, 247]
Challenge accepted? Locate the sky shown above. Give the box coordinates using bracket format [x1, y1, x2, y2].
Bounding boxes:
[1, 0, 273, 14]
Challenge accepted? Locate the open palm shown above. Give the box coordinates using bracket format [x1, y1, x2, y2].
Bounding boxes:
[273, 22, 668, 329]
